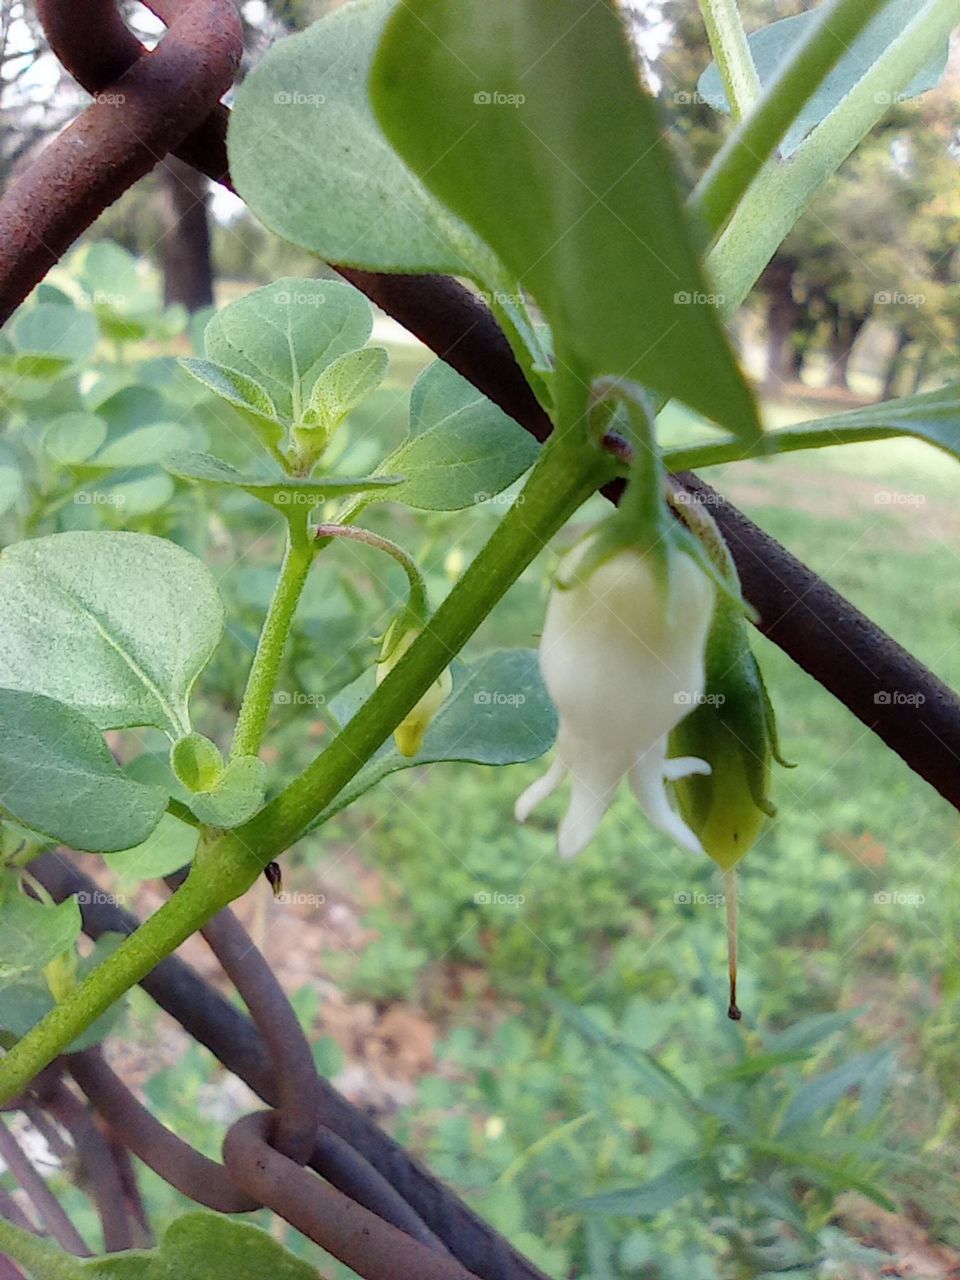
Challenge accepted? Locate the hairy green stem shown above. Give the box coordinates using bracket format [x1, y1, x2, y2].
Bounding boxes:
[229, 517, 315, 760]
[707, 0, 960, 313]
[697, 0, 760, 121]
[0, 436, 614, 1103]
[0, 841, 260, 1107]
[694, 0, 890, 234]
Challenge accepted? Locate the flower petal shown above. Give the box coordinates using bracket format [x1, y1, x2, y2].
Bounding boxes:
[514, 757, 566, 823]
[630, 741, 706, 856]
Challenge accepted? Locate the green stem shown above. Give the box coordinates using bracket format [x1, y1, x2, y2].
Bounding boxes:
[313, 523, 429, 621]
[229, 515, 314, 761]
[664, 422, 907, 473]
[694, 0, 889, 234]
[697, 0, 760, 121]
[706, 0, 960, 314]
[0, 436, 614, 1103]
[0, 840, 259, 1109]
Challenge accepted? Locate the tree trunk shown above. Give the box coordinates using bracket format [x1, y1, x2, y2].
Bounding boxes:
[761, 255, 801, 392]
[826, 305, 870, 389]
[159, 155, 214, 313]
[881, 328, 911, 401]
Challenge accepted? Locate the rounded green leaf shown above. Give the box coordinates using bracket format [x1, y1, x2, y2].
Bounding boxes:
[0, 688, 166, 852]
[165, 449, 402, 510]
[0, 532, 224, 736]
[7, 303, 98, 378]
[103, 813, 199, 882]
[311, 648, 556, 827]
[186, 755, 267, 829]
[92, 422, 193, 468]
[43, 412, 108, 466]
[151, 1213, 321, 1280]
[171, 732, 224, 793]
[228, 0, 500, 279]
[0, 883, 81, 988]
[372, 360, 539, 510]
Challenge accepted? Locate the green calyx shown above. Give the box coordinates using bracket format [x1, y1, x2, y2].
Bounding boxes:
[669, 579, 789, 870]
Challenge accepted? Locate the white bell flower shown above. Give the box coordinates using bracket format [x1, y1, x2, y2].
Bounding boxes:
[515, 538, 715, 857]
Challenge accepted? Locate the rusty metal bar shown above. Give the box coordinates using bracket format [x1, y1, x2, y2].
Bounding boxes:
[45, 1084, 135, 1253]
[223, 1112, 483, 1280]
[0, 1118, 89, 1256]
[0, 0, 240, 320]
[67, 1052, 258, 1214]
[198, 906, 320, 1166]
[31, 855, 550, 1280]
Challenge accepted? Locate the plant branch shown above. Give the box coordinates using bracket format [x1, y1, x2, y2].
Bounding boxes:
[697, 0, 760, 121]
[314, 523, 429, 621]
[229, 517, 314, 761]
[707, 0, 959, 311]
[694, 0, 890, 234]
[663, 421, 907, 472]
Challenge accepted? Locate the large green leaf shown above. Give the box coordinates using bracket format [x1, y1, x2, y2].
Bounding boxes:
[370, 0, 759, 434]
[0, 882, 81, 989]
[0, 689, 166, 852]
[165, 450, 401, 511]
[698, 0, 951, 157]
[370, 360, 540, 510]
[228, 0, 501, 280]
[149, 1214, 322, 1280]
[65, 1213, 325, 1280]
[311, 648, 556, 827]
[196, 278, 374, 427]
[0, 532, 224, 737]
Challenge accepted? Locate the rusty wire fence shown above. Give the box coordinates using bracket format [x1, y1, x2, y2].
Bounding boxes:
[1, 2, 959, 1277]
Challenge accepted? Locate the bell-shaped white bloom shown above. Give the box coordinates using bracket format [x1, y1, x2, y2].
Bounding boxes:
[515, 540, 715, 857]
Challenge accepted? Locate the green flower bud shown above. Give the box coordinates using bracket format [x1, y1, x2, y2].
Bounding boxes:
[377, 619, 452, 758]
[669, 592, 784, 871]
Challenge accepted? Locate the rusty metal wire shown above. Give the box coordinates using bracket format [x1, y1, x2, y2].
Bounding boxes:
[3, 0, 960, 1272]
[0, 1113, 89, 1256]
[45, 1081, 137, 1253]
[32, 853, 550, 1280]
[66, 1051, 258, 1215]
[223, 1113, 482, 1280]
